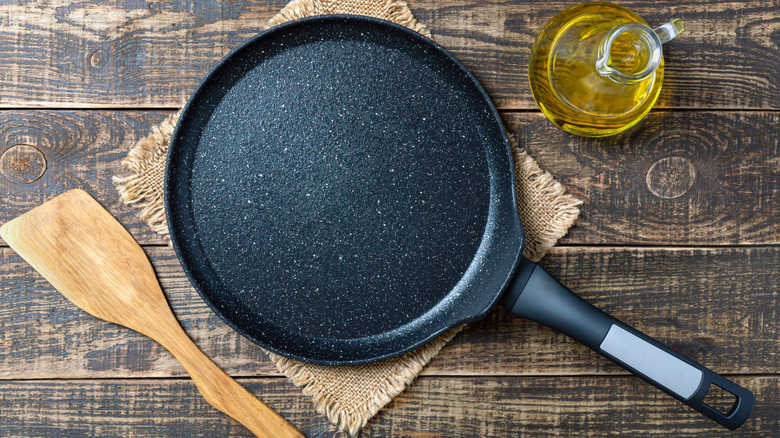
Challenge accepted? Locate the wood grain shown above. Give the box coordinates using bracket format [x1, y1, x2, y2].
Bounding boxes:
[1, 245, 776, 379]
[0, 0, 777, 109]
[0, 110, 777, 247]
[0, 189, 303, 438]
[504, 110, 780, 245]
[0, 376, 776, 437]
[0, 110, 170, 245]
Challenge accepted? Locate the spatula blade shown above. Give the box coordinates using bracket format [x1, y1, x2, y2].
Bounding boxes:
[0, 189, 167, 329]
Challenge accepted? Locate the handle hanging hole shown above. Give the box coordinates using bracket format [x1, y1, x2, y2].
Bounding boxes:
[703, 383, 740, 416]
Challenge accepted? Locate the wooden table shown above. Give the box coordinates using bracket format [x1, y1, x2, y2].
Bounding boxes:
[0, 0, 777, 436]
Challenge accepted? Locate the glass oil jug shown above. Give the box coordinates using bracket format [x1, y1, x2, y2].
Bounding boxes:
[528, 2, 684, 137]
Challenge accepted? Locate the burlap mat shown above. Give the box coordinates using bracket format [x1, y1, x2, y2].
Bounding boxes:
[114, 0, 582, 434]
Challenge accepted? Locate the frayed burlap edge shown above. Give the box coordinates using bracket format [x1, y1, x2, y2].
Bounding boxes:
[509, 136, 583, 263]
[113, 112, 179, 238]
[268, 0, 432, 38]
[266, 327, 462, 435]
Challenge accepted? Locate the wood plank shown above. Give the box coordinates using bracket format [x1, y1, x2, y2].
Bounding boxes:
[505, 110, 780, 245]
[1, 110, 777, 246]
[0, 110, 171, 245]
[0, 376, 776, 437]
[414, 0, 780, 110]
[1, 246, 776, 379]
[0, 0, 777, 109]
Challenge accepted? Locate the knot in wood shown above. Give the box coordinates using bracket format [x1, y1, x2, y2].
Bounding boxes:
[90, 49, 109, 68]
[645, 156, 696, 199]
[0, 145, 47, 184]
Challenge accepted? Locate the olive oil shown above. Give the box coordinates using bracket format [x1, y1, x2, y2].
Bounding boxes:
[529, 3, 683, 137]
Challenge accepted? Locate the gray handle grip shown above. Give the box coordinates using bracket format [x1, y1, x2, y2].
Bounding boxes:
[500, 258, 754, 430]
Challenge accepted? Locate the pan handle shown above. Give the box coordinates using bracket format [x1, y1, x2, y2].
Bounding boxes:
[500, 258, 754, 430]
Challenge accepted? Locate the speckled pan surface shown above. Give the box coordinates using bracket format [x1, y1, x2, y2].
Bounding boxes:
[165, 15, 524, 365]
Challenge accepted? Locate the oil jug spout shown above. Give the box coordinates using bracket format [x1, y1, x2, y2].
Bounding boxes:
[655, 18, 685, 44]
[595, 23, 663, 85]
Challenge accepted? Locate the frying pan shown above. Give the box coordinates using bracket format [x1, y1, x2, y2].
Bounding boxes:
[165, 15, 753, 429]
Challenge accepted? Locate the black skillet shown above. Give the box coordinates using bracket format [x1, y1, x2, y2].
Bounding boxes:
[165, 15, 753, 429]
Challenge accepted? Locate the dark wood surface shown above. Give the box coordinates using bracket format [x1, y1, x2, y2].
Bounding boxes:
[0, 0, 777, 436]
[1, 377, 778, 437]
[0, 0, 778, 110]
[1, 246, 777, 379]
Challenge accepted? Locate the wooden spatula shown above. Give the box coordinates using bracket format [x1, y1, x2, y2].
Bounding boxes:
[0, 189, 304, 438]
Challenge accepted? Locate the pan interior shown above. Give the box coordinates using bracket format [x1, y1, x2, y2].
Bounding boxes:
[167, 16, 523, 364]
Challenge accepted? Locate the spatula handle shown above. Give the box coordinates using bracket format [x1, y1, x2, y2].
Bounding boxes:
[154, 321, 304, 438]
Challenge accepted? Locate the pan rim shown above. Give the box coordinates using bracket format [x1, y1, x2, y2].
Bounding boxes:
[164, 14, 525, 365]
